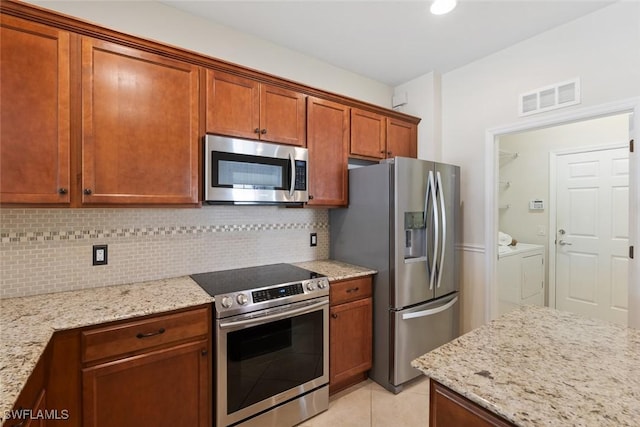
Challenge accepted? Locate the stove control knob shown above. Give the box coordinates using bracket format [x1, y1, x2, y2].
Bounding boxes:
[236, 294, 248, 305]
[306, 281, 317, 291]
[318, 280, 328, 289]
[220, 296, 233, 309]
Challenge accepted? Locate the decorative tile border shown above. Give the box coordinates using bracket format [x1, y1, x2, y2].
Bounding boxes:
[1, 222, 329, 244]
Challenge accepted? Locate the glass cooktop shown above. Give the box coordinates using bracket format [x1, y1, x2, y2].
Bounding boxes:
[190, 263, 324, 297]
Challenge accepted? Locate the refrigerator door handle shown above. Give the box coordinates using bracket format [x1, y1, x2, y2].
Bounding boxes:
[401, 296, 458, 320]
[428, 171, 439, 291]
[436, 171, 446, 289]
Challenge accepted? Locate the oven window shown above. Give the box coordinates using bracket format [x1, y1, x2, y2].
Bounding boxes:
[213, 151, 290, 190]
[226, 310, 324, 414]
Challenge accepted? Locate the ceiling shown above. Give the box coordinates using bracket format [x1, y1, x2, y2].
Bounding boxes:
[160, 0, 615, 86]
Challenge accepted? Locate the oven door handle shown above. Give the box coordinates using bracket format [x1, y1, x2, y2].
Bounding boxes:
[218, 299, 328, 330]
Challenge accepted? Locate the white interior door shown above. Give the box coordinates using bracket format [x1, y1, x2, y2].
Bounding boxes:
[555, 147, 629, 325]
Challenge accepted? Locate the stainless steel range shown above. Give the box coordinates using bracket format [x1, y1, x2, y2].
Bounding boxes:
[191, 264, 330, 427]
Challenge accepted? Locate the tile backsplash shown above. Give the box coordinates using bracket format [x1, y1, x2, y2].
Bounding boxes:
[0, 206, 329, 299]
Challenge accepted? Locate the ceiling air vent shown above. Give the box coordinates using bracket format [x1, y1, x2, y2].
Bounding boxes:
[518, 78, 580, 117]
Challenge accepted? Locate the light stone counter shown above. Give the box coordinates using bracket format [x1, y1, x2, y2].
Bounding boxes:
[294, 259, 376, 281]
[412, 305, 640, 426]
[0, 276, 213, 418]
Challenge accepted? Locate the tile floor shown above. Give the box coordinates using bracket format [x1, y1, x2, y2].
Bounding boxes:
[300, 376, 430, 427]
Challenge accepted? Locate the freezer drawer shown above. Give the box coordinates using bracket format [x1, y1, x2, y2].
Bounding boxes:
[391, 294, 459, 387]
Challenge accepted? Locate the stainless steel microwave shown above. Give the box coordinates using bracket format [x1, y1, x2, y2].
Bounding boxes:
[204, 134, 309, 205]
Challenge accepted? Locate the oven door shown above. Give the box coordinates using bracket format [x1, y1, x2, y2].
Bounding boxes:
[216, 297, 329, 426]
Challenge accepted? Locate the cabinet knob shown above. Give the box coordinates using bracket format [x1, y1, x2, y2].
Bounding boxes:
[380, 150, 385, 154]
[260, 129, 267, 134]
[331, 313, 338, 319]
[308, 195, 314, 200]
[58, 188, 68, 195]
[83, 188, 92, 195]
[387, 151, 392, 155]
[254, 128, 260, 134]
[201, 349, 208, 356]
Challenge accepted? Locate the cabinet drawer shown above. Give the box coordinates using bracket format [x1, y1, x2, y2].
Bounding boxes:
[330, 276, 372, 306]
[82, 307, 208, 363]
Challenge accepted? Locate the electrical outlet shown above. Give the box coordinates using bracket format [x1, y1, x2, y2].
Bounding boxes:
[93, 244, 108, 266]
[310, 233, 317, 247]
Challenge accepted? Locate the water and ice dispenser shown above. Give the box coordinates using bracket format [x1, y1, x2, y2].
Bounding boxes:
[404, 212, 426, 260]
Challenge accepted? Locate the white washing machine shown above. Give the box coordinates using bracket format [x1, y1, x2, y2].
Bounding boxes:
[498, 243, 545, 316]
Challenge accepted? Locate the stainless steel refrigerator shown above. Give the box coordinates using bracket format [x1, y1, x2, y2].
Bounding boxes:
[330, 157, 460, 393]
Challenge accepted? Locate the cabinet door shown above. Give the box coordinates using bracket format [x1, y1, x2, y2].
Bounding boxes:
[0, 15, 70, 204]
[350, 108, 386, 159]
[206, 70, 260, 139]
[329, 297, 372, 387]
[387, 118, 417, 159]
[430, 380, 516, 427]
[82, 340, 209, 427]
[81, 38, 199, 204]
[306, 97, 349, 206]
[259, 84, 306, 146]
[521, 253, 544, 305]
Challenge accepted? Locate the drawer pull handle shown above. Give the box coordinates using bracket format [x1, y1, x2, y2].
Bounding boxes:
[346, 287, 360, 293]
[136, 327, 165, 339]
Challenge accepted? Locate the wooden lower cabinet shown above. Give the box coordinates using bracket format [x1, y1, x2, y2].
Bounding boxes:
[82, 340, 209, 427]
[329, 276, 373, 394]
[3, 348, 48, 427]
[430, 380, 516, 427]
[80, 306, 211, 427]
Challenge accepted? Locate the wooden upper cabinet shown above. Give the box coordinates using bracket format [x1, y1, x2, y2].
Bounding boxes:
[350, 108, 386, 160]
[350, 109, 418, 161]
[0, 15, 71, 204]
[81, 38, 200, 205]
[206, 69, 306, 146]
[387, 118, 417, 159]
[306, 97, 349, 207]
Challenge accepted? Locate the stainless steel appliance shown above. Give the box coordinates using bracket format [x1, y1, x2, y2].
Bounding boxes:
[190, 264, 329, 427]
[330, 157, 460, 393]
[204, 134, 308, 205]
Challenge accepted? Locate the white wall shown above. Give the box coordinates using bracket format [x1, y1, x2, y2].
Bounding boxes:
[393, 72, 442, 161]
[25, 0, 393, 107]
[438, 1, 640, 332]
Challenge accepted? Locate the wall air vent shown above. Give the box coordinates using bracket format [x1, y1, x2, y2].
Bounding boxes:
[518, 78, 580, 117]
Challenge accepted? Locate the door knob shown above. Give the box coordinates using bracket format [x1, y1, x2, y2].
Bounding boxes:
[558, 240, 572, 246]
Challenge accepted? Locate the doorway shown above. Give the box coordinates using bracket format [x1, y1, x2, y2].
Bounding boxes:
[484, 98, 639, 327]
[496, 114, 630, 324]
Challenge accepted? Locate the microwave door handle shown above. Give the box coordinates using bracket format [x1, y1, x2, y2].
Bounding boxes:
[289, 152, 295, 198]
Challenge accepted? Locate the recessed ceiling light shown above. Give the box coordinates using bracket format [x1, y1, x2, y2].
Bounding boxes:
[430, 0, 457, 15]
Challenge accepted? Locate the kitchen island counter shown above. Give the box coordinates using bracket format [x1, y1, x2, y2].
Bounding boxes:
[412, 305, 640, 426]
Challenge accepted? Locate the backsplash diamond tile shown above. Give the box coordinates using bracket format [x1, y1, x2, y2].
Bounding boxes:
[0, 206, 329, 298]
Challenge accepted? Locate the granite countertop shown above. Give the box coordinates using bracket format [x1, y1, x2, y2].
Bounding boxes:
[0, 276, 214, 418]
[412, 305, 640, 426]
[294, 259, 376, 281]
[0, 259, 373, 416]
